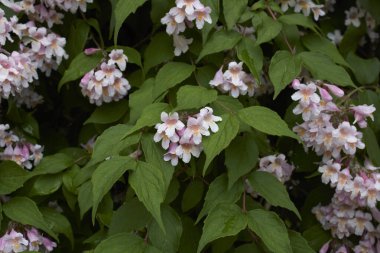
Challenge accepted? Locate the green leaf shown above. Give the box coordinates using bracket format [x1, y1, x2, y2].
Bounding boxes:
[90, 124, 141, 167]
[252, 12, 282, 45]
[84, 100, 129, 125]
[289, 230, 316, 253]
[363, 128, 380, 166]
[247, 171, 301, 219]
[144, 32, 174, 73]
[141, 134, 174, 194]
[149, 205, 183, 253]
[113, 0, 148, 44]
[85, 18, 105, 48]
[123, 103, 170, 138]
[238, 106, 299, 140]
[339, 25, 367, 56]
[129, 161, 168, 232]
[225, 134, 259, 189]
[129, 78, 155, 123]
[3, 197, 57, 240]
[278, 14, 318, 33]
[211, 96, 244, 115]
[269, 50, 302, 98]
[182, 180, 205, 212]
[29, 174, 62, 196]
[302, 34, 350, 68]
[237, 38, 264, 80]
[153, 62, 195, 97]
[197, 174, 244, 222]
[65, 19, 90, 59]
[299, 51, 355, 87]
[175, 85, 218, 111]
[346, 52, 380, 85]
[0, 161, 31, 195]
[360, 0, 380, 23]
[197, 30, 242, 62]
[58, 52, 103, 90]
[78, 181, 93, 219]
[303, 225, 331, 251]
[109, 198, 152, 235]
[92, 156, 136, 221]
[32, 153, 74, 176]
[203, 114, 240, 174]
[41, 208, 74, 247]
[223, 0, 248, 30]
[94, 233, 162, 253]
[247, 209, 292, 253]
[197, 204, 247, 253]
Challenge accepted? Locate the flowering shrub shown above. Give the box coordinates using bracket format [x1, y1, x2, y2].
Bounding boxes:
[0, 0, 379, 252]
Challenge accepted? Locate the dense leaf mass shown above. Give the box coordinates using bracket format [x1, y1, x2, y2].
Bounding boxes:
[0, 0, 379, 252]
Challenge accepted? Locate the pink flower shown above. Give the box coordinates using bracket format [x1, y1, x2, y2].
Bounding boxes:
[26, 228, 43, 251]
[183, 116, 210, 144]
[350, 104, 376, 128]
[323, 83, 344, 97]
[318, 160, 341, 185]
[108, 49, 128, 71]
[0, 229, 29, 253]
[175, 138, 202, 163]
[156, 112, 185, 138]
[175, 0, 204, 15]
[164, 143, 179, 166]
[187, 6, 212, 29]
[84, 48, 100, 55]
[291, 82, 320, 105]
[209, 67, 224, 87]
[198, 107, 222, 133]
[42, 236, 57, 252]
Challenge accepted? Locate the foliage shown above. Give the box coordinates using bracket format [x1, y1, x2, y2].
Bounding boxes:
[0, 0, 379, 252]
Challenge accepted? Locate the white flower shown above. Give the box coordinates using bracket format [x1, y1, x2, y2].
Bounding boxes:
[175, 0, 204, 15]
[173, 34, 193, 56]
[175, 138, 202, 163]
[318, 160, 341, 185]
[327, 30, 343, 45]
[291, 82, 320, 106]
[294, 0, 314, 16]
[198, 107, 222, 133]
[344, 7, 364, 27]
[108, 49, 128, 71]
[187, 6, 212, 29]
[278, 0, 295, 12]
[156, 112, 185, 138]
[161, 13, 186, 35]
[183, 116, 210, 144]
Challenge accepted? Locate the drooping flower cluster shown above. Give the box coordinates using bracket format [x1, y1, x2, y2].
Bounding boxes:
[0, 7, 68, 105]
[0, 227, 56, 252]
[291, 80, 380, 252]
[154, 107, 222, 165]
[277, 0, 326, 21]
[161, 0, 212, 56]
[0, 124, 43, 169]
[79, 49, 131, 106]
[258, 154, 294, 183]
[209, 62, 257, 98]
[1, 0, 93, 27]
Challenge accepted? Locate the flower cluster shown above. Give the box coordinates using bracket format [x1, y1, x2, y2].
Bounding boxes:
[277, 0, 326, 21]
[0, 227, 56, 252]
[209, 62, 257, 98]
[0, 124, 43, 169]
[161, 0, 212, 56]
[328, 2, 379, 45]
[154, 107, 222, 165]
[291, 80, 380, 252]
[258, 154, 294, 183]
[79, 49, 131, 106]
[0, 7, 67, 104]
[291, 80, 374, 161]
[2, 0, 92, 27]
